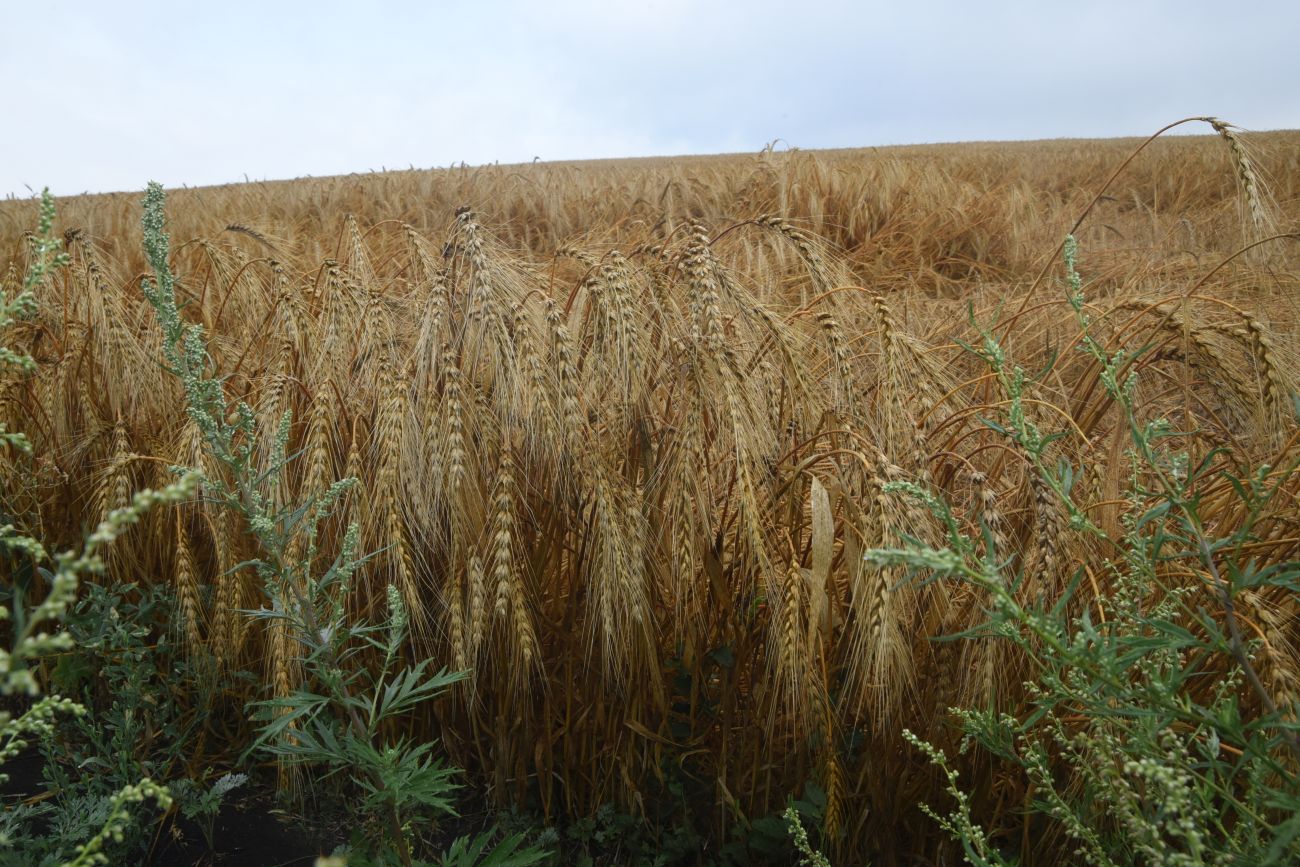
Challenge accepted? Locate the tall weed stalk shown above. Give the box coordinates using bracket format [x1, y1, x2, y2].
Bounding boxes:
[0, 190, 197, 865]
[882, 236, 1300, 865]
[138, 182, 546, 866]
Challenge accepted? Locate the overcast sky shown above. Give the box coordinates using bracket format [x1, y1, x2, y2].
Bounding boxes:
[4, 0, 1298, 198]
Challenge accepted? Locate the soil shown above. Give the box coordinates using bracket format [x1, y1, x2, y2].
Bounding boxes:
[1, 748, 343, 866]
[148, 793, 338, 866]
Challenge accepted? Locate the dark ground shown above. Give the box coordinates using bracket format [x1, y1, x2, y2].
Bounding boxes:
[1, 748, 340, 865]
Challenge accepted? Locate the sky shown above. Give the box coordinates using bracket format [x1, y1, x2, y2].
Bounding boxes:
[3, 0, 1298, 198]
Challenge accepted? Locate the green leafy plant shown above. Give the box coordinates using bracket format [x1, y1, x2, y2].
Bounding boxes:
[782, 806, 830, 867]
[35, 582, 215, 858]
[0, 190, 198, 865]
[246, 584, 466, 862]
[172, 771, 248, 859]
[560, 803, 701, 867]
[716, 783, 827, 867]
[435, 827, 551, 867]
[876, 236, 1300, 865]
[138, 182, 548, 866]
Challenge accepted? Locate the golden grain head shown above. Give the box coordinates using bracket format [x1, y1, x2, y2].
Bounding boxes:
[2, 127, 1297, 860]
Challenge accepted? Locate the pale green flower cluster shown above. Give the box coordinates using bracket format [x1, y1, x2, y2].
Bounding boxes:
[877, 234, 1300, 865]
[0, 191, 191, 859]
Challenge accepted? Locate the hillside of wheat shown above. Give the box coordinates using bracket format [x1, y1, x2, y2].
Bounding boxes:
[2, 125, 1298, 862]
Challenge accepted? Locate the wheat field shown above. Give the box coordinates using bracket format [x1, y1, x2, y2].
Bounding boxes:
[2, 123, 1298, 861]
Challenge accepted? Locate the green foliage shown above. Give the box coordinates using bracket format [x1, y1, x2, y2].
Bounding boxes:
[500, 786, 825, 867]
[435, 827, 552, 867]
[27, 584, 215, 859]
[4, 568, 251, 864]
[246, 587, 467, 861]
[0, 190, 196, 865]
[880, 236, 1300, 866]
[717, 784, 827, 867]
[139, 182, 536, 866]
[561, 803, 704, 866]
[900, 729, 1001, 866]
[782, 806, 831, 867]
[172, 771, 248, 857]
